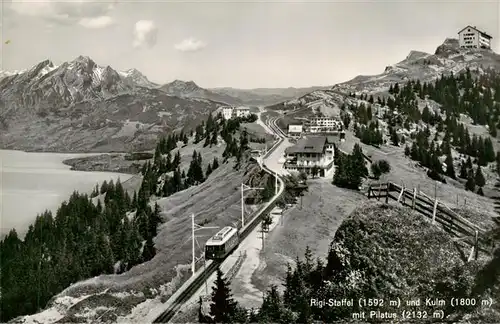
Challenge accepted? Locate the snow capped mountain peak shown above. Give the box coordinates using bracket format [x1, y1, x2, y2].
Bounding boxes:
[118, 68, 157, 88]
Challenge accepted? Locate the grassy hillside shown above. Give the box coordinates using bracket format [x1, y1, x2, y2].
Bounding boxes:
[251, 201, 495, 323]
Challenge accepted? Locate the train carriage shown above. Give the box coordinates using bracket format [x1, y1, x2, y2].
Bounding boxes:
[205, 226, 239, 260]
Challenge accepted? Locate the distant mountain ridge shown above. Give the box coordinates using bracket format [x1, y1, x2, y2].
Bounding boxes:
[159, 80, 242, 105]
[209, 85, 332, 106]
[270, 38, 500, 114]
[158, 80, 332, 107]
[0, 56, 224, 152]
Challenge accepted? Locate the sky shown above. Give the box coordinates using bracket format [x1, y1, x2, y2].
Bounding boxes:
[0, 0, 499, 89]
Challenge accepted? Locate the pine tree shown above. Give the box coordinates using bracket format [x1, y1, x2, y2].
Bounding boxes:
[258, 285, 283, 323]
[390, 128, 399, 146]
[100, 180, 108, 194]
[466, 156, 473, 169]
[149, 202, 162, 237]
[475, 165, 486, 188]
[496, 152, 500, 176]
[206, 163, 213, 178]
[209, 268, 238, 323]
[141, 236, 156, 262]
[371, 162, 382, 179]
[212, 157, 219, 170]
[204, 133, 210, 147]
[445, 152, 456, 179]
[351, 144, 368, 178]
[211, 129, 218, 146]
[132, 191, 137, 208]
[404, 145, 410, 156]
[393, 82, 400, 94]
[465, 170, 476, 192]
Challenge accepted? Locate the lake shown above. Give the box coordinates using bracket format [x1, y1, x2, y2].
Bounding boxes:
[0, 150, 133, 239]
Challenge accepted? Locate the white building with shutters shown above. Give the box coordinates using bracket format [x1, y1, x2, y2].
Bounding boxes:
[458, 25, 492, 49]
[221, 106, 251, 119]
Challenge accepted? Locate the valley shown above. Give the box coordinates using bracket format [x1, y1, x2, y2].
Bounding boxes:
[3, 8, 500, 322]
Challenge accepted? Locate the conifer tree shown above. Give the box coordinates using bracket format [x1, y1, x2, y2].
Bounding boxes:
[466, 156, 473, 169]
[142, 236, 156, 262]
[258, 285, 283, 323]
[212, 157, 219, 170]
[100, 180, 108, 194]
[206, 163, 213, 178]
[211, 129, 218, 146]
[465, 170, 476, 192]
[496, 152, 500, 176]
[459, 162, 468, 179]
[445, 152, 456, 179]
[209, 268, 238, 323]
[475, 165, 486, 188]
[132, 190, 137, 208]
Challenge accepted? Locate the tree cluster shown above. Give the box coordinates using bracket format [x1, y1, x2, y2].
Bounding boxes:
[201, 234, 500, 323]
[1, 111, 262, 322]
[458, 156, 486, 195]
[333, 144, 368, 190]
[0, 178, 161, 322]
[354, 121, 384, 146]
[370, 159, 391, 179]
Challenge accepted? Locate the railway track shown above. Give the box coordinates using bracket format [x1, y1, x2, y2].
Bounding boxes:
[153, 118, 286, 323]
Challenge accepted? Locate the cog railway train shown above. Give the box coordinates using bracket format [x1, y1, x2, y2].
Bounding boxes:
[205, 226, 240, 260]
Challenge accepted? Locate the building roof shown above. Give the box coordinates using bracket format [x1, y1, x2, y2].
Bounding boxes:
[206, 226, 238, 246]
[235, 106, 249, 110]
[458, 25, 492, 39]
[285, 136, 327, 154]
[326, 135, 339, 144]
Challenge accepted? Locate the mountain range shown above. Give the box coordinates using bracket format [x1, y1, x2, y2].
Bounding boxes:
[0, 56, 332, 152]
[2, 38, 497, 153]
[269, 38, 500, 115]
[0, 56, 225, 152]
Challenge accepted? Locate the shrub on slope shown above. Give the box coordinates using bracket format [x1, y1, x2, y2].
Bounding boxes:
[311, 202, 481, 322]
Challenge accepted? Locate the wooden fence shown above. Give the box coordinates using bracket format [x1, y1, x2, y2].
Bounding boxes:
[367, 182, 490, 261]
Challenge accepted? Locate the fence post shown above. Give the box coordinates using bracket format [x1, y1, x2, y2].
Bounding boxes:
[378, 183, 382, 201]
[397, 186, 404, 203]
[412, 188, 417, 210]
[474, 230, 479, 260]
[432, 199, 438, 225]
[468, 246, 474, 262]
[385, 182, 390, 203]
[368, 185, 371, 199]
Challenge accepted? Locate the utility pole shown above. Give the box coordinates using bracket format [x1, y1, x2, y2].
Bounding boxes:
[191, 213, 219, 277]
[192, 213, 195, 276]
[241, 183, 265, 228]
[241, 183, 245, 229]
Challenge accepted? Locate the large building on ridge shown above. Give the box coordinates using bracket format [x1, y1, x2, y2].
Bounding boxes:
[222, 106, 250, 120]
[458, 25, 492, 49]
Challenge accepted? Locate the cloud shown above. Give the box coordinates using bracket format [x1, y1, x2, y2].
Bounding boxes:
[174, 38, 207, 52]
[133, 20, 158, 49]
[7, 0, 116, 27]
[79, 16, 114, 29]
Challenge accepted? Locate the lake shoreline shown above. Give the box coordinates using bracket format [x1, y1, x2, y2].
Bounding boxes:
[61, 153, 145, 174]
[1, 149, 139, 239]
[2, 148, 150, 174]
